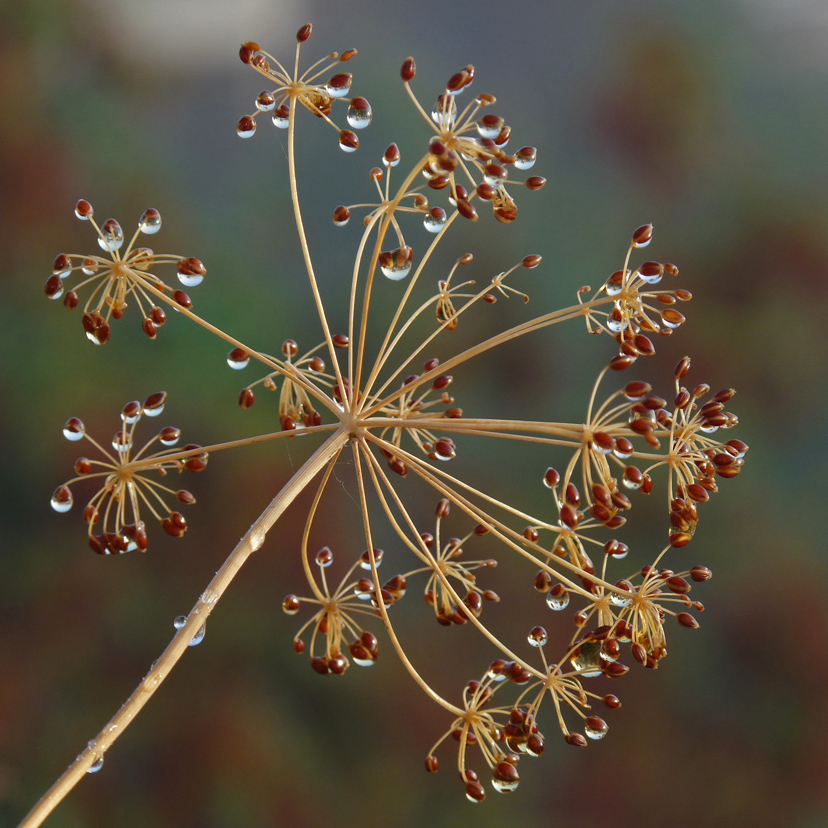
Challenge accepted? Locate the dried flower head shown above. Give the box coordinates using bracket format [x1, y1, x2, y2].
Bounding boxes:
[46, 201, 205, 343]
[23, 25, 748, 828]
[51, 392, 206, 554]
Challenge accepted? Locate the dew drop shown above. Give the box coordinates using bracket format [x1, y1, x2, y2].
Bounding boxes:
[159, 427, 180, 446]
[63, 417, 85, 441]
[189, 623, 206, 646]
[431, 94, 457, 125]
[81, 257, 98, 276]
[250, 529, 266, 551]
[606, 314, 625, 333]
[201, 588, 219, 605]
[143, 391, 166, 417]
[173, 615, 187, 630]
[604, 281, 622, 296]
[138, 208, 162, 235]
[423, 207, 447, 233]
[98, 219, 124, 252]
[272, 105, 290, 128]
[45, 283, 71, 315]
[326, 72, 352, 97]
[514, 147, 537, 170]
[51, 485, 73, 513]
[237, 116, 257, 138]
[112, 431, 133, 452]
[256, 91, 276, 112]
[227, 348, 250, 370]
[585, 716, 608, 740]
[379, 246, 413, 280]
[338, 130, 359, 152]
[491, 761, 520, 793]
[476, 119, 502, 140]
[87, 756, 104, 774]
[545, 586, 570, 611]
[570, 641, 604, 677]
[609, 591, 631, 608]
[346, 96, 372, 129]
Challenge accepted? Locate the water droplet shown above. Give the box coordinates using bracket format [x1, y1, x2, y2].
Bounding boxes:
[250, 529, 265, 551]
[201, 588, 219, 605]
[585, 716, 608, 740]
[75, 199, 93, 220]
[121, 401, 142, 425]
[112, 431, 133, 452]
[514, 147, 537, 170]
[98, 219, 124, 252]
[609, 591, 631, 608]
[177, 265, 204, 287]
[173, 615, 187, 630]
[237, 116, 257, 138]
[379, 246, 413, 280]
[138, 208, 162, 235]
[423, 207, 447, 233]
[272, 105, 290, 128]
[143, 391, 166, 417]
[189, 623, 206, 646]
[50, 485, 73, 513]
[491, 761, 520, 793]
[476, 117, 503, 140]
[256, 91, 276, 112]
[326, 72, 352, 97]
[338, 130, 359, 152]
[570, 641, 604, 677]
[346, 96, 372, 129]
[227, 348, 250, 369]
[431, 94, 457, 125]
[87, 755, 104, 774]
[80, 257, 98, 275]
[545, 586, 570, 611]
[606, 313, 625, 333]
[63, 417, 85, 441]
[159, 427, 180, 446]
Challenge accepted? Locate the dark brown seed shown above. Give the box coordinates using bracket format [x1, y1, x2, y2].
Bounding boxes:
[239, 41, 260, 64]
[296, 23, 312, 42]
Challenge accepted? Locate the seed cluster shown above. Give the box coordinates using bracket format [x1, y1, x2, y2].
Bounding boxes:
[39, 22, 747, 819]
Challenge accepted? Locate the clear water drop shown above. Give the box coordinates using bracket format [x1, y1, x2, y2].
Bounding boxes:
[346, 97, 372, 129]
[272, 106, 290, 128]
[423, 207, 447, 233]
[545, 588, 570, 611]
[326, 73, 352, 98]
[585, 717, 608, 740]
[250, 529, 265, 551]
[379, 247, 413, 281]
[431, 94, 457, 125]
[514, 147, 537, 170]
[81, 258, 98, 276]
[570, 641, 605, 677]
[98, 219, 124, 252]
[138, 208, 162, 235]
[87, 756, 104, 774]
[63, 418, 85, 441]
[189, 623, 206, 646]
[173, 615, 187, 630]
[50, 485, 73, 513]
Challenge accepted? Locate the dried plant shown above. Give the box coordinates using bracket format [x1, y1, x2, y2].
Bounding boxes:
[21, 23, 747, 826]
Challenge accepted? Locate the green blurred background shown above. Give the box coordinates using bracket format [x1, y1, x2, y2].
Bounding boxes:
[3, 0, 827, 826]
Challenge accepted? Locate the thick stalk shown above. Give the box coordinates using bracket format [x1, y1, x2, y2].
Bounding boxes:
[18, 428, 349, 828]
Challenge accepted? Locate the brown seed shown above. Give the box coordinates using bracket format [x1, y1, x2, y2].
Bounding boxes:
[296, 23, 312, 42]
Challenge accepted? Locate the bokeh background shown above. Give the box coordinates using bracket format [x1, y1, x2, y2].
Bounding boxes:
[2, 0, 827, 826]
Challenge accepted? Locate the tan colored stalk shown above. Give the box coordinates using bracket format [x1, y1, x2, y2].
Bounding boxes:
[18, 428, 349, 828]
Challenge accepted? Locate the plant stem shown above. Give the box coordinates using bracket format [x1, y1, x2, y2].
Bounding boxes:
[18, 428, 349, 828]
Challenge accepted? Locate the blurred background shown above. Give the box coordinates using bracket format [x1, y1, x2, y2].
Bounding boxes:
[2, 0, 827, 826]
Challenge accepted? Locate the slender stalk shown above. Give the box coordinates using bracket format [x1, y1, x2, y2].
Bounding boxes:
[18, 428, 349, 828]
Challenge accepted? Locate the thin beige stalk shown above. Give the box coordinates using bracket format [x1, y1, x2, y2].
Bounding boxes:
[18, 428, 349, 828]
